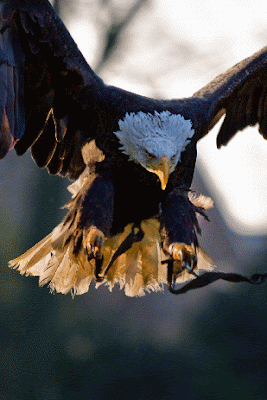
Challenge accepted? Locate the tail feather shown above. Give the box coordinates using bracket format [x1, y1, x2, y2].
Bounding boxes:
[9, 226, 96, 296]
[9, 216, 214, 297]
[10, 233, 53, 274]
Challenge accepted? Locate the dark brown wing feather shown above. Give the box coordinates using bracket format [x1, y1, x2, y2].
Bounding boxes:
[0, 0, 106, 179]
[0, 1, 25, 158]
[193, 46, 267, 147]
[3, 1, 267, 176]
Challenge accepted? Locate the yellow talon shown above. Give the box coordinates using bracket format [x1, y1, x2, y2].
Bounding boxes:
[168, 242, 198, 286]
[84, 226, 105, 259]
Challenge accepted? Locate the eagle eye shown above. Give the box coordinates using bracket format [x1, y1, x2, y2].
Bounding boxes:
[171, 153, 177, 162]
[145, 150, 156, 160]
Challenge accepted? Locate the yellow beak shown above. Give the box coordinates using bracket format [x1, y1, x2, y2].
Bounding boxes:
[154, 156, 170, 190]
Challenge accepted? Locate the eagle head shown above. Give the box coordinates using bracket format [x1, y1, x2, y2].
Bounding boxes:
[114, 111, 195, 189]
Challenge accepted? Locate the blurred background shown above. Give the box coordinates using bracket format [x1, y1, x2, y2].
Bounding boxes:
[1, 0, 267, 399]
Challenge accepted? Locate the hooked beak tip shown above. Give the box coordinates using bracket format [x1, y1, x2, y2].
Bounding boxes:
[161, 181, 167, 190]
[159, 156, 170, 190]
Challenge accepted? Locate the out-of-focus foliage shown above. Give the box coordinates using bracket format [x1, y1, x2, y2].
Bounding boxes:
[1, 1, 267, 399]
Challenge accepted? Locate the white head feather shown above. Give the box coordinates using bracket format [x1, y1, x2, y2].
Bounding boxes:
[114, 110, 195, 173]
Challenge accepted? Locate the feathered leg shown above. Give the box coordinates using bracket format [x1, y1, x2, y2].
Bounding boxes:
[64, 170, 115, 280]
[160, 189, 214, 292]
[77, 174, 115, 281]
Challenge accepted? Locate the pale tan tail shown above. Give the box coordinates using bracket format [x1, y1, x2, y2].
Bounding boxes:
[9, 218, 214, 297]
[9, 219, 166, 297]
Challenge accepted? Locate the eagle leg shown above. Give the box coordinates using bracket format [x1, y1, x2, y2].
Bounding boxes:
[160, 188, 211, 292]
[66, 173, 115, 281]
[83, 226, 105, 282]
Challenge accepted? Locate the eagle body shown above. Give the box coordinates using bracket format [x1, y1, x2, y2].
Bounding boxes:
[1, 0, 267, 296]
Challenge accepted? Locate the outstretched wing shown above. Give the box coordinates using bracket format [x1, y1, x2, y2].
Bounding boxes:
[193, 46, 267, 147]
[0, 0, 106, 179]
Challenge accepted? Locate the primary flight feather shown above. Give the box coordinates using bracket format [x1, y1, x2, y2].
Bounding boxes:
[1, 0, 267, 296]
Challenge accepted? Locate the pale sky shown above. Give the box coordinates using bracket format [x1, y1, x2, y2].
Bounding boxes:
[67, 0, 267, 234]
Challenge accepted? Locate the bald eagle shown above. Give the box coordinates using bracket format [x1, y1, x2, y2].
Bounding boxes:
[1, 0, 267, 296]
